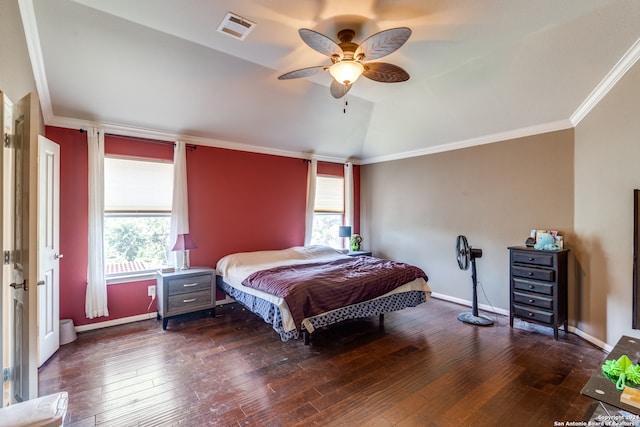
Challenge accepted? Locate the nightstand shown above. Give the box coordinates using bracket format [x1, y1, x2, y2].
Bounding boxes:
[348, 250, 372, 257]
[156, 267, 215, 330]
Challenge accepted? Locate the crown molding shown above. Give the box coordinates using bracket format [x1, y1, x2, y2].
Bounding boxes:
[571, 36, 640, 126]
[18, 0, 53, 122]
[47, 115, 351, 164]
[359, 119, 574, 165]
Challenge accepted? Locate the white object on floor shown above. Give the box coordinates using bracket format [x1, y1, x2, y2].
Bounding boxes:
[59, 319, 76, 345]
[0, 392, 68, 427]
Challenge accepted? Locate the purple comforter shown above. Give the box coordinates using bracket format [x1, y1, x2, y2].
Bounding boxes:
[241, 256, 427, 329]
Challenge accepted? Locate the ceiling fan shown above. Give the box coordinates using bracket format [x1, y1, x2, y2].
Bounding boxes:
[278, 27, 412, 99]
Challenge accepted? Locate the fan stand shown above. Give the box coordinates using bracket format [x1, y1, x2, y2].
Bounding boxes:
[457, 250, 494, 326]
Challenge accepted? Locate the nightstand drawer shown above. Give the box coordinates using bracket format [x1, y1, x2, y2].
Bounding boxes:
[512, 251, 554, 267]
[167, 274, 212, 296]
[513, 291, 553, 310]
[512, 266, 554, 282]
[167, 290, 212, 313]
[513, 304, 554, 324]
[513, 277, 553, 295]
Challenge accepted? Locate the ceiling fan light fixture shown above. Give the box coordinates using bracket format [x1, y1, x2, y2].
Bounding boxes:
[329, 61, 364, 85]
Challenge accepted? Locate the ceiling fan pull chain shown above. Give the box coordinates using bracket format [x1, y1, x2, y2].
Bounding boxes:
[343, 86, 348, 114]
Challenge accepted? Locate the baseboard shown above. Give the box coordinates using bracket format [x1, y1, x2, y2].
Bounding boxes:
[430, 292, 610, 351]
[568, 326, 612, 352]
[73, 299, 236, 332]
[74, 312, 158, 332]
[430, 292, 510, 317]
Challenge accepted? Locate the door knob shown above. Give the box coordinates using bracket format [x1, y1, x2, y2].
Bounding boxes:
[37, 280, 45, 286]
[10, 281, 24, 289]
[54, 253, 64, 260]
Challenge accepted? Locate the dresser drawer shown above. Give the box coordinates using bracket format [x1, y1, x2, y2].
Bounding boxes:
[167, 290, 212, 314]
[512, 265, 554, 282]
[167, 274, 212, 296]
[513, 291, 553, 310]
[513, 304, 554, 325]
[512, 251, 554, 267]
[513, 277, 553, 295]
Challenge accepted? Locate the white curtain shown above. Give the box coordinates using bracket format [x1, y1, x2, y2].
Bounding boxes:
[86, 127, 109, 318]
[344, 162, 354, 230]
[169, 141, 189, 267]
[304, 158, 317, 245]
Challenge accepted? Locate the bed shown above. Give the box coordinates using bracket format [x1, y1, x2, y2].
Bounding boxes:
[215, 245, 431, 344]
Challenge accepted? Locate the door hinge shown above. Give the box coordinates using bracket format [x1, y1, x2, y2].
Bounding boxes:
[3, 250, 10, 265]
[4, 133, 12, 148]
[3, 367, 10, 383]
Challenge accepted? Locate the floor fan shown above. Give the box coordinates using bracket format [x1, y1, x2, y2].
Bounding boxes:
[456, 235, 494, 326]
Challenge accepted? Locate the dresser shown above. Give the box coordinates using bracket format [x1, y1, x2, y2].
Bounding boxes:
[156, 267, 215, 330]
[508, 246, 569, 339]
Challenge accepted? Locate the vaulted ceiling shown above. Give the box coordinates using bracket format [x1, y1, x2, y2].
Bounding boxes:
[20, 0, 640, 162]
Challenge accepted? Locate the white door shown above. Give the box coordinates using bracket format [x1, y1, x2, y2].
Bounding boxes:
[38, 136, 60, 367]
[1, 92, 7, 408]
[8, 92, 39, 402]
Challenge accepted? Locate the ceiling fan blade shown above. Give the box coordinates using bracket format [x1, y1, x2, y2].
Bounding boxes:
[354, 27, 411, 61]
[363, 62, 410, 82]
[330, 80, 352, 99]
[278, 66, 327, 80]
[299, 29, 343, 60]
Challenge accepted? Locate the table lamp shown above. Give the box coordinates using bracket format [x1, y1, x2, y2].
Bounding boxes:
[338, 226, 352, 250]
[172, 233, 197, 270]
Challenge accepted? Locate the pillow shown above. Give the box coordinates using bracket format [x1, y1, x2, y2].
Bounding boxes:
[216, 245, 344, 276]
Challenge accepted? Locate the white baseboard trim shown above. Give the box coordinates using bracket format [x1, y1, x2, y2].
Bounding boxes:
[73, 299, 237, 332]
[430, 292, 610, 352]
[567, 326, 612, 352]
[430, 292, 510, 317]
[74, 312, 158, 332]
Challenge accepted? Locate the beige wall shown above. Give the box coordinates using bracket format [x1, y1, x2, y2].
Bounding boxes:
[574, 60, 640, 345]
[362, 59, 640, 349]
[361, 130, 574, 320]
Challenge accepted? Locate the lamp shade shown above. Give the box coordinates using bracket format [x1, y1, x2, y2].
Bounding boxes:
[172, 233, 197, 251]
[338, 226, 352, 238]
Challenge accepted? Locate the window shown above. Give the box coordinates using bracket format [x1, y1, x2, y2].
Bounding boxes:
[104, 157, 173, 279]
[310, 175, 344, 248]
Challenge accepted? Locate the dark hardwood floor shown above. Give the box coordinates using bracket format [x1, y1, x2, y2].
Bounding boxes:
[39, 298, 607, 427]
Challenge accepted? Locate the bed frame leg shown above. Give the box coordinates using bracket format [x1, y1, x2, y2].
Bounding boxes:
[379, 314, 384, 327]
[303, 330, 310, 345]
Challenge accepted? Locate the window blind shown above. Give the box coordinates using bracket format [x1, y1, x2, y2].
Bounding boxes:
[104, 157, 173, 212]
[314, 176, 344, 213]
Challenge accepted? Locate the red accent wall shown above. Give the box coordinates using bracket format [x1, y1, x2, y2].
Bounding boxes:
[46, 126, 360, 326]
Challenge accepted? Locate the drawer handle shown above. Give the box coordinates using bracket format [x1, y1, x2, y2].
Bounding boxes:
[528, 312, 534, 317]
[528, 299, 535, 303]
[183, 298, 197, 303]
[528, 272, 534, 276]
[528, 257, 534, 261]
[528, 285, 535, 289]
[183, 283, 198, 287]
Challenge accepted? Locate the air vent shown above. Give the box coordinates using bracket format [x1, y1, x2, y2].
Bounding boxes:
[217, 12, 256, 41]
